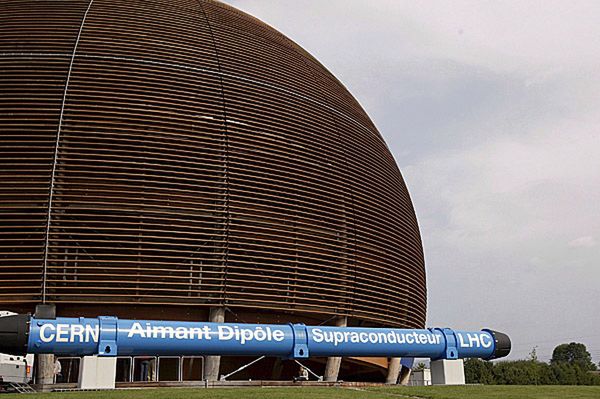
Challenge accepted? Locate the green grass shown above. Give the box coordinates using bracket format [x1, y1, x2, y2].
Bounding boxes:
[372, 385, 600, 398]
[2, 386, 600, 399]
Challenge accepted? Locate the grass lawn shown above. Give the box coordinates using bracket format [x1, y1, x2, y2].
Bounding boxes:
[2, 385, 600, 399]
[372, 385, 600, 398]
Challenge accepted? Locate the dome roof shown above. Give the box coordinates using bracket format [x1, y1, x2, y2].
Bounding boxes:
[0, 0, 425, 328]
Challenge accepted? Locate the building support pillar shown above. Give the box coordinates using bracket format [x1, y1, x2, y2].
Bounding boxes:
[34, 304, 56, 391]
[385, 357, 402, 384]
[203, 306, 225, 381]
[35, 354, 55, 386]
[271, 357, 284, 380]
[323, 316, 347, 382]
[398, 366, 412, 385]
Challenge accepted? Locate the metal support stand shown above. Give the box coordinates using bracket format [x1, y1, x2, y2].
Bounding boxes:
[293, 359, 323, 381]
[219, 356, 266, 381]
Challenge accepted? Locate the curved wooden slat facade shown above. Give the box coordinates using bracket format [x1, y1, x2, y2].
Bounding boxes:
[0, 0, 426, 328]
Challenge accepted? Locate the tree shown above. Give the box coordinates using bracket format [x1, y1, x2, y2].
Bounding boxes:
[551, 342, 597, 371]
[413, 362, 426, 371]
[528, 346, 539, 362]
[464, 358, 600, 386]
[464, 358, 495, 384]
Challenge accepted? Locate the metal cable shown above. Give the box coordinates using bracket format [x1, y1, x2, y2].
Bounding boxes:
[42, 0, 95, 303]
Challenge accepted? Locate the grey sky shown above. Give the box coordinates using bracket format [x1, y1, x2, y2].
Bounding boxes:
[223, 0, 600, 362]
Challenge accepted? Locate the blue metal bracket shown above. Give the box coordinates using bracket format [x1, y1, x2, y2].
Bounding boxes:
[97, 316, 118, 356]
[289, 323, 309, 359]
[440, 328, 458, 360]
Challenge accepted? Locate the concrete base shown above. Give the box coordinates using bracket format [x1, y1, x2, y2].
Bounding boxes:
[78, 356, 117, 389]
[430, 359, 465, 385]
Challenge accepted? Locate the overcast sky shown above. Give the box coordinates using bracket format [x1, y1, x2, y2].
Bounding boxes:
[223, 0, 600, 363]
